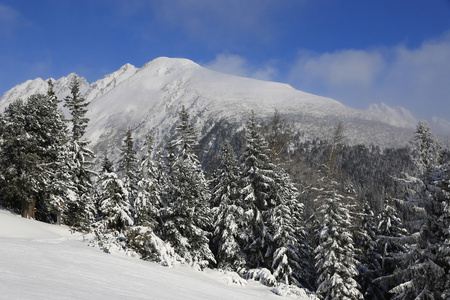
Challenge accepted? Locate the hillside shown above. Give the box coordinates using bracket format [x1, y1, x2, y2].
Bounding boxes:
[0, 208, 315, 299]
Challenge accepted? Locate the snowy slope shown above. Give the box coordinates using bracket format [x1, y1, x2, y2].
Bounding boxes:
[84, 58, 420, 150]
[0, 209, 315, 299]
[0, 57, 424, 155]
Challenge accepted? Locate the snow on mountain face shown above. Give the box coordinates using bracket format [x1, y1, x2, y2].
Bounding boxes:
[85, 63, 138, 101]
[83, 57, 419, 155]
[368, 103, 417, 128]
[0, 74, 90, 109]
[0, 57, 422, 158]
[86, 57, 346, 150]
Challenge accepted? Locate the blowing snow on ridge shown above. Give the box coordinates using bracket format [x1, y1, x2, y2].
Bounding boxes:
[0, 57, 433, 153]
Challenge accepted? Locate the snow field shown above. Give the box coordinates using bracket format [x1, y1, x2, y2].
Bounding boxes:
[0, 209, 313, 299]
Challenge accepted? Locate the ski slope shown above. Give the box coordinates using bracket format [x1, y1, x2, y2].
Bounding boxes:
[0, 209, 314, 299]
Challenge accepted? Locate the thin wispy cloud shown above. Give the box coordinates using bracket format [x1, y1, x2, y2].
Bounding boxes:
[204, 53, 277, 81]
[149, 0, 279, 47]
[0, 4, 22, 37]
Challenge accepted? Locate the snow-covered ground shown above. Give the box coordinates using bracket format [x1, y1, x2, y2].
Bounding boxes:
[0, 209, 314, 299]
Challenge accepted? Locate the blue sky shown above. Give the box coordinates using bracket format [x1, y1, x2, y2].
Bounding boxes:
[1, 0, 449, 124]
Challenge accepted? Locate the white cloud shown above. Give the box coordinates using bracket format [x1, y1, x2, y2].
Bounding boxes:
[288, 32, 450, 122]
[204, 54, 248, 77]
[202, 33, 450, 128]
[292, 49, 386, 88]
[381, 33, 450, 102]
[203, 53, 277, 81]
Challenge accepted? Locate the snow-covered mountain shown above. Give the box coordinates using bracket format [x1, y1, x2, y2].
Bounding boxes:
[0, 57, 430, 159]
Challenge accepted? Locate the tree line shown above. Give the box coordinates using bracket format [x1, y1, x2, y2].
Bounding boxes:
[0, 76, 449, 299]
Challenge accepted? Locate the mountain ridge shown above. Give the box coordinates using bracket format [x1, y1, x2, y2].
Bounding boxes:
[2, 57, 443, 158]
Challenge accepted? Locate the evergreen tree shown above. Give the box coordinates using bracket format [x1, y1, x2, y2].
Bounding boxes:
[101, 153, 114, 173]
[161, 106, 214, 266]
[373, 199, 409, 297]
[118, 129, 139, 204]
[134, 132, 161, 227]
[270, 169, 306, 286]
[97, 170, 133, 233]
[354, 203, 384, 299]
[40, 81, 71, 222]
[64, 76, 89, 141]
[211, 140, 246, 271]
[389, 122, 449, 299]
[63, 76, 95, 228]
[239, 112, 277, 268]
[268, 166, 315, 289]
[313, 171, 363, 299]
[414, 121, 442, 174]
[238, 112, 315, 287]
[0, 91, 69, 221]
[0, 99, 39, 217]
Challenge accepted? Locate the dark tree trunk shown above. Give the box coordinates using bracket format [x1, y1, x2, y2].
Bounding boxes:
[21, 200, 35, 219]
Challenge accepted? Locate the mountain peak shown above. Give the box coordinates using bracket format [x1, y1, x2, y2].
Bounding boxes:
[1, 77, 47, 100]
[140, 57, 200, 75]
[120, 63, 136, 70]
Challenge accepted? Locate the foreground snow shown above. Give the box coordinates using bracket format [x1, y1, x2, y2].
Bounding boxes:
[0, 209, 314, 299]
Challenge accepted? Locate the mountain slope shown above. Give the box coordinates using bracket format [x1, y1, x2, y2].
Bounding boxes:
[1, 208, 316, 299]
[0, 57, 422, 158]
[86, 58, 418, 148]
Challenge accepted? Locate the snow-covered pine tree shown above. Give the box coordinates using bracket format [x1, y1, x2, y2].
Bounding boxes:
[414, 121, 442, 174]
[63, 76, 95, 228]
[353, 203, 384, 299]
[263, 110, 314, 286]
[91, 154, 114, 221]
[211, 140, 246, 271]
[239, 112, 278, 269]
[97, 168, 133, 233]
[270, 168, 308, 287]
[388, 121, 449, 299]
[118, 129, 139, 210]
[434, 161, 450, 297]
[0, 91, 69, 221]
[101, 153, 114, 173]
[0, 99, 40, 218]
[313, 167, 363, 300]
[64, 76, 89, 142]
[270, 166, 316, 290]
[134, 132, 161, 228]
[373, 199, 409, 297]
[161, 106, 215, 267]
[26, 87, 71, 223]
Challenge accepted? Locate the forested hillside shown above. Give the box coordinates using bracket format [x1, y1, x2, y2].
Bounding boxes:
[1, 77, 449, 299]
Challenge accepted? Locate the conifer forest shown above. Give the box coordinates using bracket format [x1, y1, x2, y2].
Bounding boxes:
[1, 77, 449, 300]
